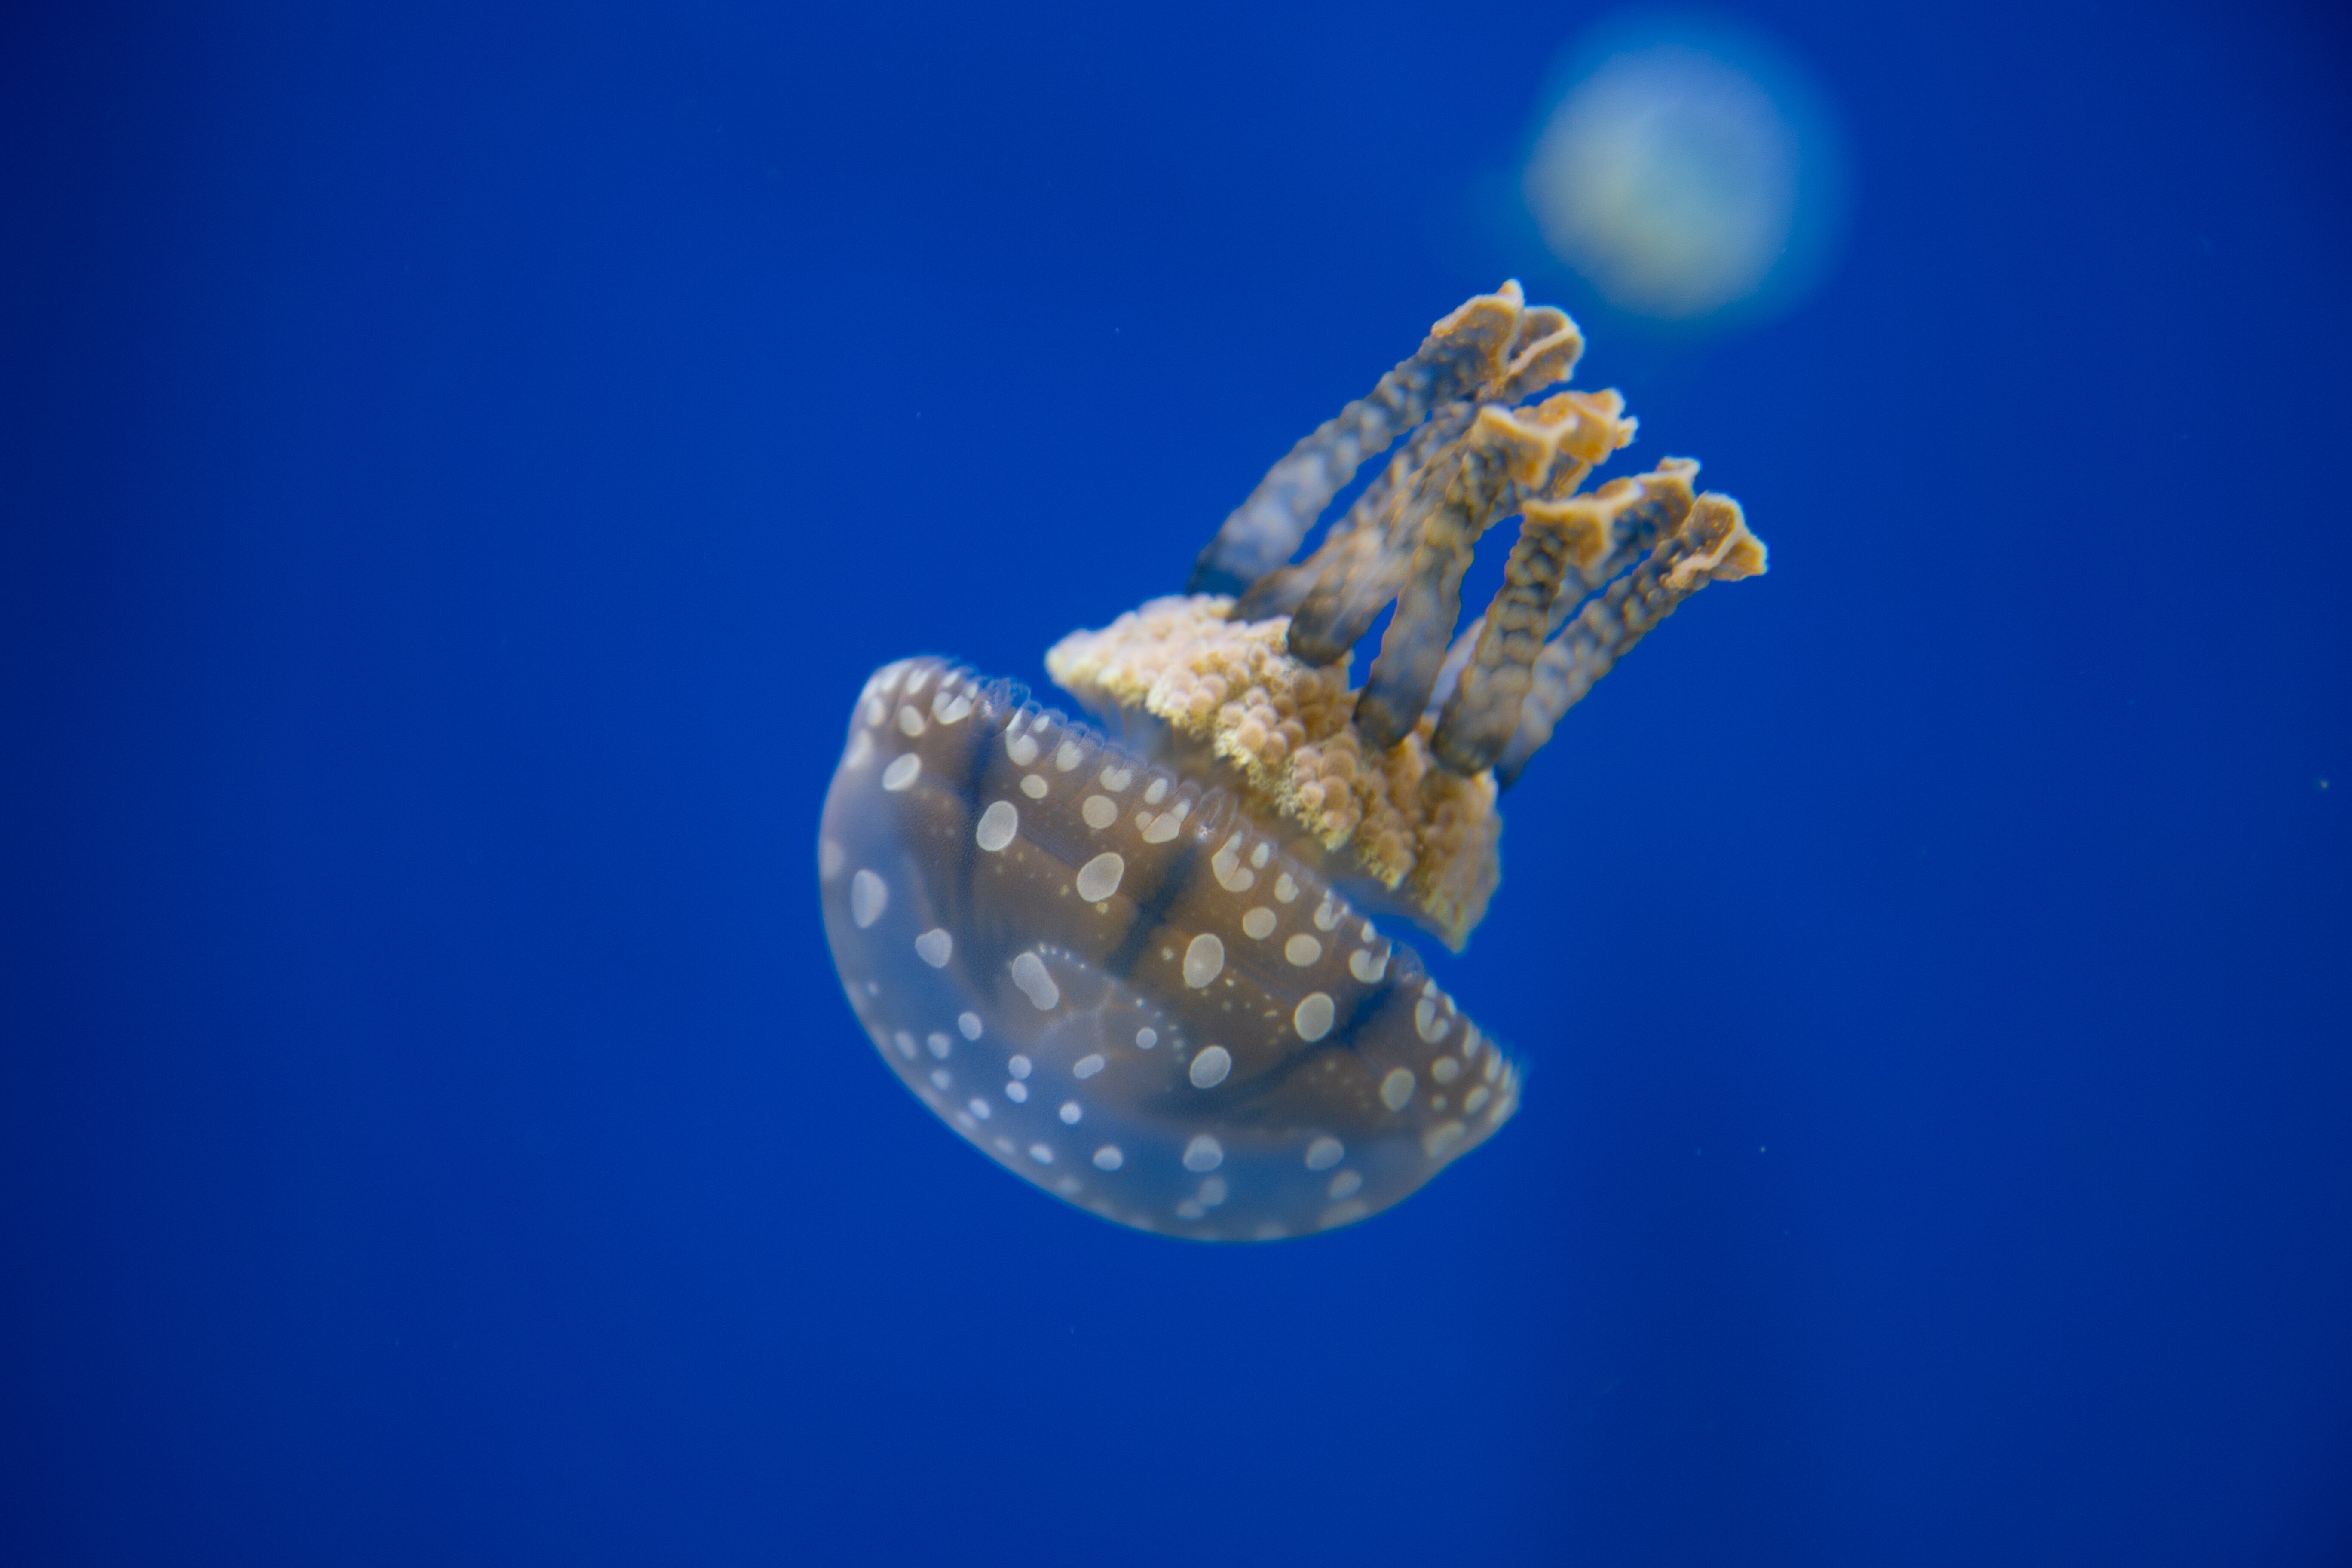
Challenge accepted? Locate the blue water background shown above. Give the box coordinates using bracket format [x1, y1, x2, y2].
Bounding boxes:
[4, 2, 2348, 1562]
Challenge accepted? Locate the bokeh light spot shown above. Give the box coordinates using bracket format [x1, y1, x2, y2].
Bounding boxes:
[1521, 18, 1846, 323]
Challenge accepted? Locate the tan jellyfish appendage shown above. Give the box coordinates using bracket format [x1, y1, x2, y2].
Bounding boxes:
[1048, 284, 1767, 947]
[1433, 456, 1703, 774]
[1494, 491, 1766, 786]
[1188, 282, 1525, 597]
[1334, 389, 1635, 750]
[1046, 598, 1504, 949]
[1232, 299, 1588, 622]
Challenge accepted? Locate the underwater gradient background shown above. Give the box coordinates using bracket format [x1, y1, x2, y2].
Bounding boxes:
[4, 1, 2349, 1563]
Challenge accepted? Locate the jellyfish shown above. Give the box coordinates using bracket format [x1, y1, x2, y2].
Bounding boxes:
[818, 282, 1766, 1240]
[1516, 17, 1849, 323]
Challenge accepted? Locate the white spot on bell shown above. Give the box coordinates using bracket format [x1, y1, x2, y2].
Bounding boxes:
[1274, 872, 1298, 903]
[891, 1030, 917, 1060]
[1081, 794, 1118, 830]
[881, 753, 922, 792]
[1009, 951, 1060, 1011]
[1055, 741, 1082, 772]
[1182, 1134, 1224, 1172]
[1058, 1101, 1082, 1124]
[1029, 1143, 1054, 1164]
[1007, 1054, 1032, 1079]
[1197, 1176, 1228, 1207]
[1241, 907, 1276, 940]
[1189, 1045, 1231, 1089]
[850, 870, 888, 928]
[1006, 732, 1039, 766]
[1004, 1081, 1029, 1103]
[1423, 1121, 1468, 1158]
[1073, 1053, 1105, 1079]
[1284, 933, 1322, 967]
[1211, 833, 1256, 892]
[1074, 851, 1125, 903]
[1380, 1068, 1416, 1111]
[925, 1032, 951, 1060]
[896, 705, 925, 736]
[1093, 1145, 1124, 1171]
[1020, 773, 1048, 799]
[967, 1096, 992, 1120]
[1328, 1169, 1363, 1200]
[1182, 933, 1224, 988]
[1293, 992, 1335, 1042]
[1305, 1136, 1344, 1171]
[1349, 947, 1389, 983]
[914, 928, 952, 968]
[1134, 1027, 1157, 1049]
[1432, 1057, 1461, 1084]
[818, 838, 845, 879]
[976, 800, 1019, 852]
[957, 1011, 983, 1040]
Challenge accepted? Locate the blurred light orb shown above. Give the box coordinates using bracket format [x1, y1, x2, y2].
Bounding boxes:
[1523, 26, 1839, 322]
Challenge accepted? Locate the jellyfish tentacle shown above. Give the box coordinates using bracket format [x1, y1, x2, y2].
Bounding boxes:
[1237, 400, 1473, 621]
[1234, 304, 1589, 623]
[1050, 288, 1764, 939]
[1285, 420, 1473, 668]
[1428, 500, 1612, 775]
[1491, 306, 1585, 401]
[1426, 614, 1486, 717]
[1536, 458, 1704, 637]
[1188, 283, 1529, 597]
[1495, 491, 1767, 787]
[1342, 407, 1540, 743]
[1349, 392, 1637, 748]
[1433, 456, 1700, 773]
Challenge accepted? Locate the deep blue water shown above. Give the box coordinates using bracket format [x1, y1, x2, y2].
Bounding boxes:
[5, 2, 2349, 1563]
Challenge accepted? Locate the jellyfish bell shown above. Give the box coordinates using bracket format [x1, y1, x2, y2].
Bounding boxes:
[819, 661, 1513, 1241]
[819, 282, 1766, 1240]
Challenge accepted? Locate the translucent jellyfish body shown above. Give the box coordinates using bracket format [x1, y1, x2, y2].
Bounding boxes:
[820, 660, 1517, 1241]
[1519, 20, 1850, 323]
[819, 283, 1764, 1240]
